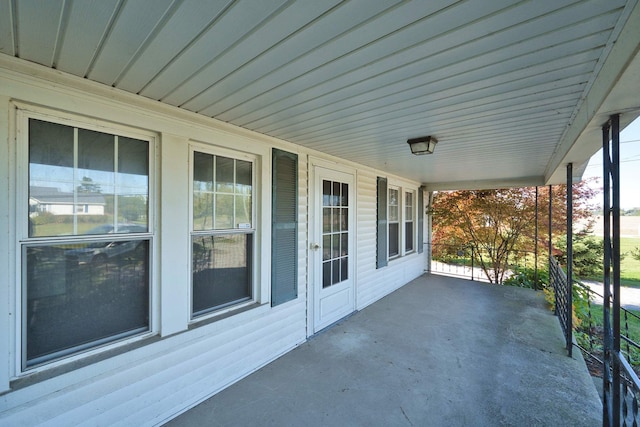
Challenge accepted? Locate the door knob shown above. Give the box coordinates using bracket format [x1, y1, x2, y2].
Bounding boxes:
[311, 243, 321, 250]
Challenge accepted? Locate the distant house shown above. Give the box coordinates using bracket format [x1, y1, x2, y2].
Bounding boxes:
[29, 186, 105, 216]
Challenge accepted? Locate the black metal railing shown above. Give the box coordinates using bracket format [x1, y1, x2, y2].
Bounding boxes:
[549, 256, 572, 354]
[429, 243, 537, 284]
[570, 280, 640, 425]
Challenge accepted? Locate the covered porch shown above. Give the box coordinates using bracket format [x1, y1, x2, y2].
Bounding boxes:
[167, 274, 601, 426]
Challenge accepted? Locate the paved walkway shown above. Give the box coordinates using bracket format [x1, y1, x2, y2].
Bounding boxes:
[165, 274, 601, 426]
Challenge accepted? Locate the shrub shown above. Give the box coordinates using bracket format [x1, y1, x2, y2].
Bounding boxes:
[503, 267, 549, 290]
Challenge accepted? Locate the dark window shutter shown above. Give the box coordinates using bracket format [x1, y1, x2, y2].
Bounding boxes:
[271, 149, 298, 306]
[376, 177, 388, 268]
[418, 186, 425, 254]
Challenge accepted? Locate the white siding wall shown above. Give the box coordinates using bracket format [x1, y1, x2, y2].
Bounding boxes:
[0, 57, 426, 425]
[356, 171, 427, 310]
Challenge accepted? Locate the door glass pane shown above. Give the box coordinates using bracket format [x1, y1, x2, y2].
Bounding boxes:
[323, 235, 331, 261]
[341, 257, 348, 281]
[332, 181, 340, 206]
[341, 183, 348, 206]
[332, 259, 340, 285]
[322, 261, 331, 288]
[321, 179, 349, 289]
[323, 208, 331, 233]
[322, 180, 331, 206]
[332, 208, 340, 232]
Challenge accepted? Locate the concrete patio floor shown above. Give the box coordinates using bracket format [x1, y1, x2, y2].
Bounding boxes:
[165, 274, 602, 426]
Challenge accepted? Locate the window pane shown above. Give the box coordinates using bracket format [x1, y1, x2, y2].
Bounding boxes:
[29, 119, 75, 237]
[235, 196, 251, 227]
[216, 156, 234, 193]
[193, 192, 213, 231]
[28, 120, 150, 238]
[118, 137, 149, 228]
[405, 192, 413, 220]
[236, 160, 252, 194]
[215, 194, 234, 229]
[193, 152, 213, 191]
[192, 233, 252, 315]
[25, 240, 149, 366]
[405, 222, 414, 252]
[389, 223, 399, 257]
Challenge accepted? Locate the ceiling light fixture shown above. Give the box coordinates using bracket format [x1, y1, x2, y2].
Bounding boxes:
[407, 136, 438, 155]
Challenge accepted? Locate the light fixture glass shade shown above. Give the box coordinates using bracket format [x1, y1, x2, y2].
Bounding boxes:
[407, 136, 437, 155]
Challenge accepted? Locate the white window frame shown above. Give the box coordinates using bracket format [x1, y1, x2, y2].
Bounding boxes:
[387, 182, 419, 262]
[388, 186, 400, 259]
[13, 105, 157, 376]
[404, 190, 416, 254]
[188, 143, 261, 322]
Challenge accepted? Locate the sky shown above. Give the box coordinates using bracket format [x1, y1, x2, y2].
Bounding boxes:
[582, 117, 640, 211]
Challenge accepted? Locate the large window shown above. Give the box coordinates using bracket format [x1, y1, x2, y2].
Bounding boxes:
[388, 187, 400, 258]
[405, 191, 415, 252]
[192, 150, 254, 318]
[377, 178, 420, 267]
[22, 116, 152, 369]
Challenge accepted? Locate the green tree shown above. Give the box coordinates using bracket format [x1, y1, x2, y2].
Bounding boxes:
[77, 176, 101, 193]
[432, 180, 598, 284]
[555, 234, 605, 278]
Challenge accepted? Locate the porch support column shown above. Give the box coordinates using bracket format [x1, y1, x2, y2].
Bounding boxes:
[602, 114, 621, 427]
[534, 186, 539, 290]
[427, 191, 434, 272]
[566, 163, 573, 358]
[548, 185, 555, 315]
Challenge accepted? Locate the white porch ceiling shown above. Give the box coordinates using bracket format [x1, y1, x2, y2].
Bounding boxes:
[1, 0, 639, 189]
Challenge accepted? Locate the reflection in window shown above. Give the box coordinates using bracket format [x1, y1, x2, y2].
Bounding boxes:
[28, 119, 149, 238]
[192, 150, 255, 318]
[23, 116, 152, 369]
[24, 240, 149, 368]
[192, 234, 252, 316]
[193, 152, 252, 231]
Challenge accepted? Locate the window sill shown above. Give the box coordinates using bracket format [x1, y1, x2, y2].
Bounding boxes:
[9, 333, 161, 393]
[189, 301, 264, 330]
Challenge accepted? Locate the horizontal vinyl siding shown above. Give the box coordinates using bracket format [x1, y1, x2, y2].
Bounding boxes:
[356, 171, 427, 310]
[0, 65, 309, 426]
[1, 300, 307, 426]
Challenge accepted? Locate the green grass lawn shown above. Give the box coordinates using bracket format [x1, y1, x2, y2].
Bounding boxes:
[621, 237, 640, 287]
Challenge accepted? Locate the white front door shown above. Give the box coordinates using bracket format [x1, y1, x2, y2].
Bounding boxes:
[310, 165, 355, 333]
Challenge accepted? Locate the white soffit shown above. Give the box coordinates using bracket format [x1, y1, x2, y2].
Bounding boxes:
[1, 0, 639, 190]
